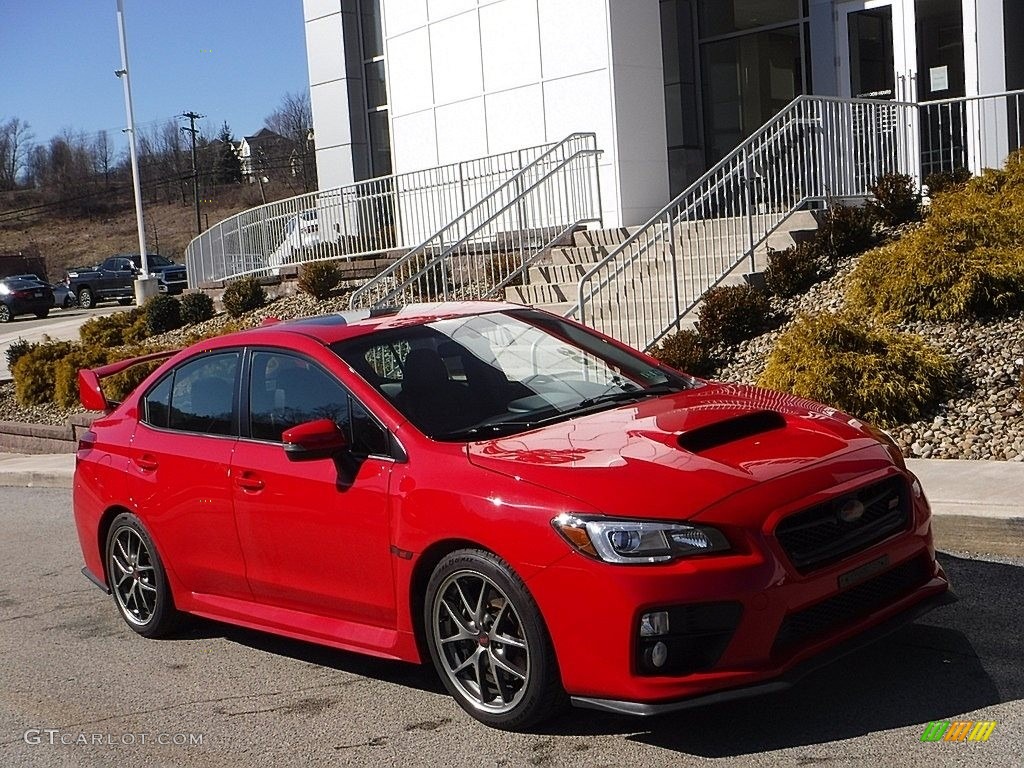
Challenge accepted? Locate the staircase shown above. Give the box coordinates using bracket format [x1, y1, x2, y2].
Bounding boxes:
[509, 211, 818, 330]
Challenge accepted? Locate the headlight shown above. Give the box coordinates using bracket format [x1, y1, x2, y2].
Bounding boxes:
[0, 284, 8, 295]
[551, 513, 729, 564]
[865, 425, 906, 470]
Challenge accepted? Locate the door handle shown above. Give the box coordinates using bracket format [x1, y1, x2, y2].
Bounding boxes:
[234, 471, 265, 492]
[134, 454, 159, 472]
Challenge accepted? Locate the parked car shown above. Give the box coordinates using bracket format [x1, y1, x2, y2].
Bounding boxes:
[267, 210, 329, 269]
[0, 276, 54, 322]
[66, 254, 187, 309]
[73, 302, 952, 730]
[11, 274, 75, 309]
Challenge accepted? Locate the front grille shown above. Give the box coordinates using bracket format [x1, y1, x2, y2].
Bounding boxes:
[773, 554, 931, 656]
[775, 476, 910, 572]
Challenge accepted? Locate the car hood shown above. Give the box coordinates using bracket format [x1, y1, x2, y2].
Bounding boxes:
[466, 383, 887, 520]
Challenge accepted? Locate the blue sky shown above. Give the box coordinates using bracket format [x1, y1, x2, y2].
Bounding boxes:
[0, 1, 310, 150]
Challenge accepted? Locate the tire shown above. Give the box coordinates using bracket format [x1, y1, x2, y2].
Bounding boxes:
[34, 309, 49, 319]
[0, 304, 10, 323]
[424, 549, 565, 730]
[78, 287, 94, 309]
[104, 512, 181, 638]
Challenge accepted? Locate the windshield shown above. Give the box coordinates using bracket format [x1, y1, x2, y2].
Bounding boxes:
[130, 255, 173, 267]
[331, 309, 696, 440]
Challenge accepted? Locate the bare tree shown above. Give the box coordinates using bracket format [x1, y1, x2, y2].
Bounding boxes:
[0, 117, 34, 189]
[265, 91, 317, 192]
[92, 130, 114, 185]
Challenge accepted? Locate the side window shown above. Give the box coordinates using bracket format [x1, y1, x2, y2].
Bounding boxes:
[248, 351, 389, 456]
[143, 375, 172, 428]
[170, 353, 239, 435]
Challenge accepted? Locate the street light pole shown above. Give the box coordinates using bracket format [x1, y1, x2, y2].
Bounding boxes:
[115, 0, 157, 305]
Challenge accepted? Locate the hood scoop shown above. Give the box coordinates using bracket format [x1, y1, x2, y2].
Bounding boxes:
[677, 410, 786, 454]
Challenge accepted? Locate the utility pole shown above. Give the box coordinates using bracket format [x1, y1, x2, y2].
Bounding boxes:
[180, 111, 204, 235]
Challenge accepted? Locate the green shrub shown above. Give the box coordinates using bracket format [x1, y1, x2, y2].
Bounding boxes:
[696, 284, 774, 347]
[847, 161, 1024, 322]
[298, 261, 342, 300]
[757, 312, 955, 427]
[222, 276, 266, 317]
[924, 168, 972, 196]
[5, 338, 34, 370]
[764, 242, 820, 298]
[143, 294, 183, 335]
[53, 345, 111, 409]
[814, 203, 875, 265]
[12, 340, 76, 406]
[649, 329, 714, 377]
[79, 308, 145, 347]
[867, 172, 919, 227]
[180, 292, 215, 325]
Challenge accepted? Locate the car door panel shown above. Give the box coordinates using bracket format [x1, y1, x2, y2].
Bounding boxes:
[231, 349, 397, 627]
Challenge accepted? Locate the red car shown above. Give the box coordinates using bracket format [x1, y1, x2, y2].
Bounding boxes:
[73, 302, 952, 730]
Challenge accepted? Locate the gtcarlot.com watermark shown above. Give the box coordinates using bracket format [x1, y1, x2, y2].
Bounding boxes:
[24, 729, 204, 747]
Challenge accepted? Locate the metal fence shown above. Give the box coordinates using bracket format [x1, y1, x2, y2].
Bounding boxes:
[348, 133, 602, 309]
[183, 140, 562, 287]
[572, 91, 1024, 353]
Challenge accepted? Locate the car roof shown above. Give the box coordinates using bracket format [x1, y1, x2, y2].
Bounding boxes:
[209, 301, 525, 347]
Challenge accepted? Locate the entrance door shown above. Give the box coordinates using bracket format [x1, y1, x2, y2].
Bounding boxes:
[837, 0, 916, 100]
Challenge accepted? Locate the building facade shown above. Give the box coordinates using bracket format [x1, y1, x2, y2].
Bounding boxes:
[303, 0, 1022, 227]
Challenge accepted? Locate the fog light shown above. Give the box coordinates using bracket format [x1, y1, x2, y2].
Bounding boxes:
[640, 611, 670, 637]
[650, 641, 668, 669]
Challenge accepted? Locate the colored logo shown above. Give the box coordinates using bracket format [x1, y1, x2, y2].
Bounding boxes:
[921, 721, 997, 742]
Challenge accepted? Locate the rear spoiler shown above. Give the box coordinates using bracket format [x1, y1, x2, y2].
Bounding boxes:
[78, 349, 180, 412]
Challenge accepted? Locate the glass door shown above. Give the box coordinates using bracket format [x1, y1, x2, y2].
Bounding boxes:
[837, 0, 916, 100]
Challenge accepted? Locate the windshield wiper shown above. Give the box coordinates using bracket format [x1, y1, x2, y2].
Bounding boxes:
[433, 419, 543, 441]
[575, 383, 683, 409]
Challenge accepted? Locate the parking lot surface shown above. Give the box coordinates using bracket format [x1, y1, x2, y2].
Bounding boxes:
[0, 488, 1020, 767]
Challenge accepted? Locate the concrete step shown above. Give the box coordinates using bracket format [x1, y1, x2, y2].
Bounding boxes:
[572, 227, 640, 247]
[543, 245, 609, 265]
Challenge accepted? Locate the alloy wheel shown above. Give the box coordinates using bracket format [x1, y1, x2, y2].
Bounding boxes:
[431, 570, 531, 714]
[109, 526, 158, 626]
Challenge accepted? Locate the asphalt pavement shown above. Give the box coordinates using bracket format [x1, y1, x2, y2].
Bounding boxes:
[0, 487, 1020, 768]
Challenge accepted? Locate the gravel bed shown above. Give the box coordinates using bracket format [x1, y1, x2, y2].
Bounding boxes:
[717, 256, 1024, 461]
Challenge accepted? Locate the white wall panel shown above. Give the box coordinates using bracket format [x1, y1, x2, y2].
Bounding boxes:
[315, 145, 356, 189]
[435, 98, 488, 163]
[485, 84, 546, 153]
[383, 0, 428, 36]
[542, 71, 614, 148]
[429, 12, 484, 104]
[428, 0, 477, 20]
[310, 80, 353, 149]
[538, 0, 608, 79]
[387, 29, 434, 115]
[304, 0, 341, 22]
[392, 109, 439, 170]
[480, 0, 541, 92]
[306, 13, 347, 85]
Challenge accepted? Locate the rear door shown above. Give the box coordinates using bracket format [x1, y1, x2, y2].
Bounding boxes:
[128, 350, 251, 600]
[230, 348, 397, 628]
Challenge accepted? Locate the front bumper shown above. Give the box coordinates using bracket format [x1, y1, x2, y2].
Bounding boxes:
[526, 467, 951, 709]
[571, 587, 955, 715]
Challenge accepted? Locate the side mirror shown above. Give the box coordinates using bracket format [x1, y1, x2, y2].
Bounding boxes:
[282, 418, 348, 461]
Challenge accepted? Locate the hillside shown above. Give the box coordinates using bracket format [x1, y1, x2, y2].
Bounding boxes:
[0, 182, 297, 281]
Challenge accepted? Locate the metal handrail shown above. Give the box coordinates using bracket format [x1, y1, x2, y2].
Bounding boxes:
[349, 133, 602, 309]
[572, 95, 920, 350]
[183, 139, 564, 286]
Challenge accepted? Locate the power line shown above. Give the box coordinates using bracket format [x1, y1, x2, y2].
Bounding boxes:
[180, 111, 204, 236]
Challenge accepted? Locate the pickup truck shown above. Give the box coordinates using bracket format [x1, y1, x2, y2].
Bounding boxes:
[66, 254, 188, 309]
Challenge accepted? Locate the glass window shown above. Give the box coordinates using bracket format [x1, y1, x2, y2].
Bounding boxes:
[698, 0, 800, 38]
[248, 351, 388, 455]
[364, 60, 388, 110]
[143, 374, 172, 429]
[360, 0, 383, 59]
[152, 352, 240, 436]
[368, 111, 392, 177]
[332, 310, 694, 440]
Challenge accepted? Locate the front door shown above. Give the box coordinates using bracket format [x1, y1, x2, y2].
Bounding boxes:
[230, 349, 397, 635]
[838, 0, 916, 100]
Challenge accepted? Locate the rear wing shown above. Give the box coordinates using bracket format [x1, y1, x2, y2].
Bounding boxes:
[78, 349, 180, 412]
